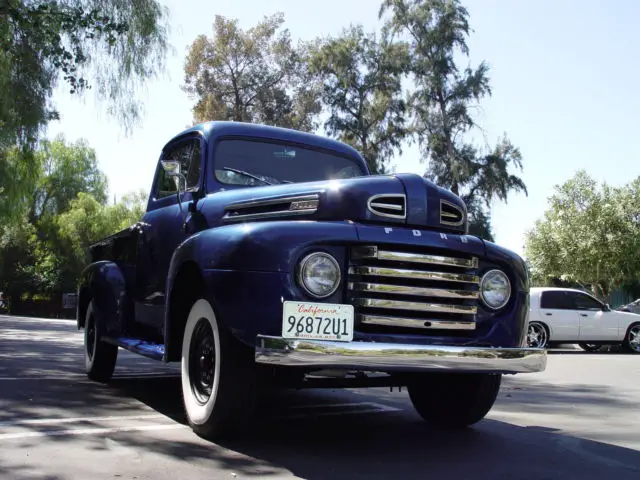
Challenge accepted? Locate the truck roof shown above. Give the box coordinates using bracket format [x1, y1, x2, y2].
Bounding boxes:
[166, 121, 367, 167]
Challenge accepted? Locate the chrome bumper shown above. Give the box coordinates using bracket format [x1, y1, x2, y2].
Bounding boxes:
[254, 335, 547, 374]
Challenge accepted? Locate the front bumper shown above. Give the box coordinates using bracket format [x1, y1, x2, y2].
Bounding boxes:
[255, 335, 547, 374]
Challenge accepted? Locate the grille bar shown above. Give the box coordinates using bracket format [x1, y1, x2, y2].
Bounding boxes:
[353, 246, 478, 269]
[353, 298, 477, 315]
[359, 314, 476, 331]
[348, 245, 480, 333]
[348, 266, 479, 284]
[348, 282, 478, 300]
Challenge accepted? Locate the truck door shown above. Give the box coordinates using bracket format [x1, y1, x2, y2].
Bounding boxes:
[134, 133, 205, 336]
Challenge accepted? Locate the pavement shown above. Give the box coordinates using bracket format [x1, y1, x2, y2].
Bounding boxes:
[1, 315, 640, 480]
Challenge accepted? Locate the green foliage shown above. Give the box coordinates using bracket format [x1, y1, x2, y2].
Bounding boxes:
[0, 135, 145, 296]
[30, 134, 108, 220]
[378, 0, 527, 238]
[56, 191, 145, 287]
[307, 24, 410, 174]
[183, 13, 321, 132]
[0, 145, 40, 225]
[0, 0, 169, 146]
[524, 171, 640, 298]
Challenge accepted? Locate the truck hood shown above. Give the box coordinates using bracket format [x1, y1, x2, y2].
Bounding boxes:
[198, 173, 468, 234]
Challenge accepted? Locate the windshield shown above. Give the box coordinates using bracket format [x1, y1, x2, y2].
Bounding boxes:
[213, 138, 367, 186]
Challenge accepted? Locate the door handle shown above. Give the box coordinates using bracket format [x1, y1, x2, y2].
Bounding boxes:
[580, 313, 588, 317]
[545, 313, 552, 316]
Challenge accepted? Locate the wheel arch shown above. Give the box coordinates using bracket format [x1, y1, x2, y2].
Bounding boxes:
[76, 261, 127, 334]
[165, 260, 208, 362]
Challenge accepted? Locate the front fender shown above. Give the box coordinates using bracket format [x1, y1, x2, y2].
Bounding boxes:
[169, 220, 359, 274]
[77, 261, 128, 336]
[164, 221, 359, 347]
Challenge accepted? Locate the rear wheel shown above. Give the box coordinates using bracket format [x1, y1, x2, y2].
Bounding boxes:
[84, 300, 118, 382]
[407, 373, 502, 428]
[180, 298, 257, 440]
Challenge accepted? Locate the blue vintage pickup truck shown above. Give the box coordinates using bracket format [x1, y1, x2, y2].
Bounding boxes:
[78, 121, 546, 439]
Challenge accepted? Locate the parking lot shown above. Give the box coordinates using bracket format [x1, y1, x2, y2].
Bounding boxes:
[1, 315, 640, 480]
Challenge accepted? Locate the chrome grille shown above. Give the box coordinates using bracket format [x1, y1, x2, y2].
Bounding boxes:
[347, 246, 480, 332]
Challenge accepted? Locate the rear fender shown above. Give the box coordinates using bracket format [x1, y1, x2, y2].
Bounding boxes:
[77, 261, 129, 336]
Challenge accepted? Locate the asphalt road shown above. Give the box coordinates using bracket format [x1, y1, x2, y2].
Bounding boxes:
[1, 315, 639, 480]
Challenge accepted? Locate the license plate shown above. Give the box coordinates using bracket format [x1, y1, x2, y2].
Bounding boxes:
[282, 301, 354, 342]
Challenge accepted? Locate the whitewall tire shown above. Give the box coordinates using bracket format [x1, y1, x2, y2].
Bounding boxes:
[180, 298, 256, 440]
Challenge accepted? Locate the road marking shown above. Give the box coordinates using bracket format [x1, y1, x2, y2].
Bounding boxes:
[0, 423, 186, 440]
[0, 413, 164, 428]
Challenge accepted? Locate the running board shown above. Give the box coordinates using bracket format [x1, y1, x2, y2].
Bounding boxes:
[106, 337, 166, 361]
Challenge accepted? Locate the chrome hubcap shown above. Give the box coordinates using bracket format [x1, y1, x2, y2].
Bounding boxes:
[527, 323, 547, 348]
[628, 326, 640, 352]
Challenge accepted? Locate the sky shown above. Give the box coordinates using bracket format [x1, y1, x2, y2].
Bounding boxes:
[46, 0, 640, 258]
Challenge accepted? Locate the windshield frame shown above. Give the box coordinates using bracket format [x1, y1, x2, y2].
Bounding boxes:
[207, 135, 368, 190]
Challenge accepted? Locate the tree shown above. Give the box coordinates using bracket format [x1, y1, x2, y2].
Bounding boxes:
[379, 0, 526, 239]
[0, 145, 40, 225]
[183, 13, 321, 131]
[30, 134, 108, 223]
[307, 24, 410, 174]
[56, 191, 145, 290]
[524, 171, 640, 300]
[1, 0, 170, 147]
[0, 135, 143, 298]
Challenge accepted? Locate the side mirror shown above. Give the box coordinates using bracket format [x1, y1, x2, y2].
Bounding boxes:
[603, 303, 611, 312]
[160, 160, 185, 192]
[160, 160, 188, 225]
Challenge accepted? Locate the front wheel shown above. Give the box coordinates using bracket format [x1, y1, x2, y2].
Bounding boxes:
[407, 373, 502, 428]
[180, 298, 257, 440]
[624, 323, 640, 354]
[526, 322, 549, 348]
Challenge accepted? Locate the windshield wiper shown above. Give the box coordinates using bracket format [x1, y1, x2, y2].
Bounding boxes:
[223, 167, 273, 186]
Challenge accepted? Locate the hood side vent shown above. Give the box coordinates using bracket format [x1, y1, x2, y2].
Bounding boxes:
[440, 199, 464, 227]
[367, 194, 406, 220]
[223, 194, 319, 222]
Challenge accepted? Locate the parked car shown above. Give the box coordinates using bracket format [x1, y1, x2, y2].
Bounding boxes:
[617, 299, 640, 314]
[77, 121, 547, 440]
[526, 287, 640, 353]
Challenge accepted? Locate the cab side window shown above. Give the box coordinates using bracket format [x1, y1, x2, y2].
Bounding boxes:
[155, 138, 202, 198]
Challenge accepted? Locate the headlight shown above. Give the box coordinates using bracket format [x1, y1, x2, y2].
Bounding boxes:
[480, 269, 511, 310]
[297, 252, 341, 298]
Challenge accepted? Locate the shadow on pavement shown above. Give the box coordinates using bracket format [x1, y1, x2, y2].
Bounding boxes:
[89, 376, 640, 480]
[2, 316, 639, 479]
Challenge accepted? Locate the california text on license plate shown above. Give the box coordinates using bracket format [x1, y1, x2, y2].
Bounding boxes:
[282, 301, 354, 342]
